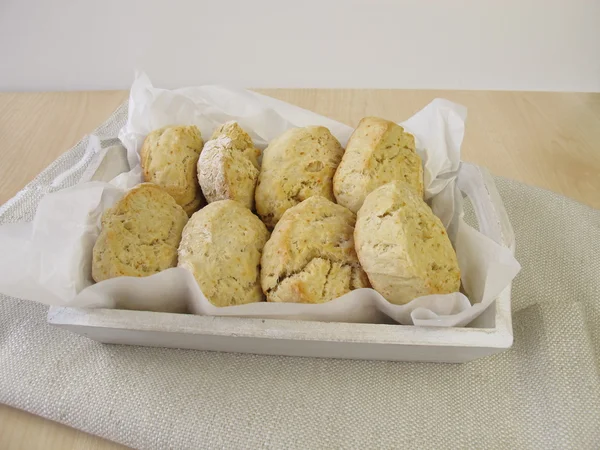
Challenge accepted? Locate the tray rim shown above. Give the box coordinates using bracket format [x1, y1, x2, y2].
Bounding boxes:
[48, 283, 513, 350]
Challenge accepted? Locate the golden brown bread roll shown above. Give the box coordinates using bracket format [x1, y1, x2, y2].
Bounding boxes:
[140, 125, 205, 216]
[92, 183, 188, 282]
[261, 195, 369, 304]
[354, 181, 460, 305]
[333, 117, 423, 213]
[177, 200, 269, 307]
[255, 126, 344, 228]
[198, 121, 260, 210]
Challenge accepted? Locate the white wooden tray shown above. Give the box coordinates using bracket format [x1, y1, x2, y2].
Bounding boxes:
[48, 286, 511, 363]
[48, 164, 515, 363]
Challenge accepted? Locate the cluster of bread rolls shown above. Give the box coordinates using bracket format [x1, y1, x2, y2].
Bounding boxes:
[91, 116, 460, 308]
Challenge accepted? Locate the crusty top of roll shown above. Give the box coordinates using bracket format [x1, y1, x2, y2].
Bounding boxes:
[178, 200, 269, 307]
[261, 195, 369, 304]
[140, 125, 205, 216]
[354, 181, 460, 305]
[255, 126, 344, 228]
[198, 121, 260, 209]
[92, 183, 188, 282]
[334, 116, 423, 213]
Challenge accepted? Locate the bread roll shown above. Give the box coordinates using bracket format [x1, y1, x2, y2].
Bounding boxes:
[333, 117, 423, 213]
[198, 121, 260, 209]
[261, 196, 369, 304]
[354, 181, 460, 305]
[140, 125, 205, 216]
[177, 200, 269, 307]
[255, 126, 344, 228]
[92, 183, 188, 282]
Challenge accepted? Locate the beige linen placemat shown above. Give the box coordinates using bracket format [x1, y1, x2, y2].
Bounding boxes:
[0, 104, 598, 449]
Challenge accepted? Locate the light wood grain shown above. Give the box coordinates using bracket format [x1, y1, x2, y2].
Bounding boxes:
[0, 91, 127, 204]
[0, 89, 599, 449]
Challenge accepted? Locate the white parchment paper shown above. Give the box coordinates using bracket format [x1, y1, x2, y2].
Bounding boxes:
[0, 73, 520, 326]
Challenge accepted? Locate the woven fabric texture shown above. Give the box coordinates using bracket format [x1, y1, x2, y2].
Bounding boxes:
[0, 104, 599, 449]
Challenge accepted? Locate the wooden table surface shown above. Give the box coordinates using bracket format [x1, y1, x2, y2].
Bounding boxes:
[0, 89, 599, 449]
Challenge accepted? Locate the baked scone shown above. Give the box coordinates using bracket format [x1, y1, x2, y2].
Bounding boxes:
[92, 183, 188, 282]
[177, 200, 269, 307]
[333, 117, 424, 213]
[140, 125, 205, 216]
[354, 181, 460, 305]
[198, 121, 261, 209]
[255, 126, 344, 229]
[261, 195, 370, 304]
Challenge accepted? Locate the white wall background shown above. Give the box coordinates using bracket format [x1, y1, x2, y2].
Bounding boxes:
[1, 0, 599, 92]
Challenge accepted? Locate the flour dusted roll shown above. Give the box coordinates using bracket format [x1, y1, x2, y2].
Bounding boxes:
[333, 117, 423, 213]
[261, 195, 370, 304]
[140, 125, 205, 216]
[198, 121, 260, 210]
[354, 181, 460, 305]
[255, 126, 344, 228]
[177, 200, 269, 307]
[92, 183, 188, 282]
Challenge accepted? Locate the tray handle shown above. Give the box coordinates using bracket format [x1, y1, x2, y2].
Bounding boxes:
[457, 163, 515, 252]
